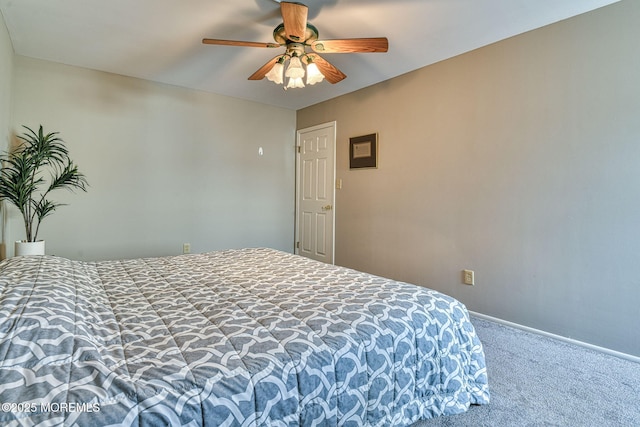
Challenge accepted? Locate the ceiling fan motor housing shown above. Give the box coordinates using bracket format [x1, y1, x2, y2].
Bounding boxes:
[273, 23, 319, 45]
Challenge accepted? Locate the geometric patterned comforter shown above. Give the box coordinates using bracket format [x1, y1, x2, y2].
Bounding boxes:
[0, 248, 489, 426]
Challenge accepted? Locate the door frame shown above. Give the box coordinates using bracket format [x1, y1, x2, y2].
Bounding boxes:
[294, 121, 337, 264]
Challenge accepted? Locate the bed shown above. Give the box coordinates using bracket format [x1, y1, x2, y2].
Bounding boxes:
[0, 247, 489, 426]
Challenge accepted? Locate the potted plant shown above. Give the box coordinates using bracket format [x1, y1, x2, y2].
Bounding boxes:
[0, 125, 88, 256]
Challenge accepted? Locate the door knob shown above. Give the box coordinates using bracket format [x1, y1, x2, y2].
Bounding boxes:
[322, 204, 332, 211]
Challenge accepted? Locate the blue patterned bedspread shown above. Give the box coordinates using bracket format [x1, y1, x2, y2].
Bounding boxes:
[0, 248, 489, 426]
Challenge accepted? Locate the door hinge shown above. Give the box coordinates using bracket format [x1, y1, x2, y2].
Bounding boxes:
[297, 145, 301, 153]
[296, 241, 300, 249]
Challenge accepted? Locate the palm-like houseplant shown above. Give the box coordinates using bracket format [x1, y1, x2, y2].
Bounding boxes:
[0, 125, 88, 255]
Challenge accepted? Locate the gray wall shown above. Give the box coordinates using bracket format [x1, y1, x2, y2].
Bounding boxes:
[8, 57, 297, 260]
[0, 13, 12, 154]
[297, 0, 640, 357]
[0, 12, 13, 259]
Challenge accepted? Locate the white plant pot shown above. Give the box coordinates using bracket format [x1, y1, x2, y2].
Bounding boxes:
[15, 240, 45, 256]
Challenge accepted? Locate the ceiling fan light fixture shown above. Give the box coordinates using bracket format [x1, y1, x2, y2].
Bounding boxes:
[265, 58, 286, 84]
[285, 55, 305, 79]
[286, 76, 305, 89]
[305, 59, 324, 85]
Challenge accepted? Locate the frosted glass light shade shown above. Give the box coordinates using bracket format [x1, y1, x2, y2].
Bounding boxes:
[285, 56, 305, 79]
[306, 62, 325, 85]
[265, 62, 284, 84]
[286, 77, 305, 89]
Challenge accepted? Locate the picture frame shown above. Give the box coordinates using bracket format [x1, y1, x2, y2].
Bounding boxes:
[349, 133, 378, 169]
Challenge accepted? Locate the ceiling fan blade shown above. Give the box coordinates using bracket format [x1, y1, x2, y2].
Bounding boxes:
[280, 2, 308, 42]
[248, 56, 283, 80]
[202, 38, 281, 49]
[311, 38, 389, 53]
[310, 55, 346, 84]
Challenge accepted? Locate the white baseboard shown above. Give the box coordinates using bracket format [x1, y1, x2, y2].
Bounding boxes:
[469, 311, 640, 364]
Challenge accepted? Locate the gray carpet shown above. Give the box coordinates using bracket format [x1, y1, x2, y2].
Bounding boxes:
[413, 316, 640, 426]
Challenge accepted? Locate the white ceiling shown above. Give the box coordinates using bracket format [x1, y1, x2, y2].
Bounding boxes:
[0, 0, 619, 111]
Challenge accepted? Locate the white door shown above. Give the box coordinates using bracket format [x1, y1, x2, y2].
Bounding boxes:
[295, 122, 336, 264]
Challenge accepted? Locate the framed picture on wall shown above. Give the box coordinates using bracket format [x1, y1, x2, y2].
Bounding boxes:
[349, 133, 378, 169]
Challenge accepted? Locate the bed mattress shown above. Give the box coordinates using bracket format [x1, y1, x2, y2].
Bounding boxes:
[0, 248, 489, 426]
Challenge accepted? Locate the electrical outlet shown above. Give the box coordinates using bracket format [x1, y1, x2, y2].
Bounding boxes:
[463, 269, 475, 286]
[183, 243, 191, 254]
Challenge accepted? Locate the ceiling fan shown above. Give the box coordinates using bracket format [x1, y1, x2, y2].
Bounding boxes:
[202, 1, 388, 89]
